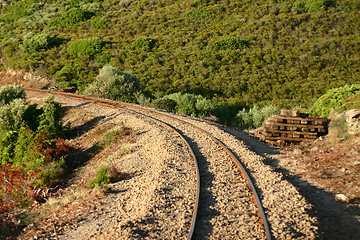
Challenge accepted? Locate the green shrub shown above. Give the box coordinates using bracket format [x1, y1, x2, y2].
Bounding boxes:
[0, 99, 27, 132]
[22, 33, 54, 53]
[0, 86, 68, 213]
[305, 0, 337, 13]
[213, 37, 249, 50]
[135, 92, 152, 106]
[131, 36, 156, 52]
[236, 105, 280, 129]
[56, 8, 94, 28]
[55, 65, 75, 81]
[200, 0, 219, 4]
[195, 97, 217, 117]
[88, 166, 110, 188]
[0, 85, 25, 106]
[90, 17, 109, 29]
[96, 54, 112, 64]
[0, 131, 18, 165]
[67, 37, 103, 58]
[309, 84, 360, 117]
[37, 95, 63, 139]
[163, 92, 216, 117]
[80, 2, 101, 12]
[294, 0, 337, 13]
[152, 98, 177, 112]
[84, 65, 141, 102]
[340, 91, 360, 111]
[102, 127, 131, 147]
[292, 1, 308, 13]
[189, 9, 215, 20]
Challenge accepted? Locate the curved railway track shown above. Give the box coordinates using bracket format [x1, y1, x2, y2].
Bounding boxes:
[25, 88, 272, 239]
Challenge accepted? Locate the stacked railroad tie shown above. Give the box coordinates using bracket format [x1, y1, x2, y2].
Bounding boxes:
[262, 110, 329, 144]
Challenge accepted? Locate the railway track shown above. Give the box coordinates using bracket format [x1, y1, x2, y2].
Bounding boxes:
[24, 88, 285, 239]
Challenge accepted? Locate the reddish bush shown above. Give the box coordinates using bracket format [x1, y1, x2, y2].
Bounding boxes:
[0, 164, 36, 213]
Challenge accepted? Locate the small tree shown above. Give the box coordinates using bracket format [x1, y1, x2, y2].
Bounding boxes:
[67, 37, 103, 58]
[22, 33, 54, 53]
[0, 85, 25, 105]
[162, 92, 216, 117]
[236, 105, 280, 129]
[84, 65, 141, 103]
[213, 37, 249, 50]
[305, 0, 337, 13]
[57, 8, 93, 28]
[37, 95, 63, 139]
[0, 99, 27, 132]
[131, 36, 156, 52]
[309, 84, 360, 117]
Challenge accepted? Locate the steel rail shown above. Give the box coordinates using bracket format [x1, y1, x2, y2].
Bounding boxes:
[24, 88, 272, 240]
[24, 88, 199, 239]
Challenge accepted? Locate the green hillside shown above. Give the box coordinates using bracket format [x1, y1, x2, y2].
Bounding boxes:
[0, 0, 359, 110]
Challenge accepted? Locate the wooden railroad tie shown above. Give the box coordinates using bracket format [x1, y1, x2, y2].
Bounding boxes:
[262, 110, 328, 143]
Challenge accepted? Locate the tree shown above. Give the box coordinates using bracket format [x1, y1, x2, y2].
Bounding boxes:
[67, 37, 103, 58]
[84, 65, 141, 103]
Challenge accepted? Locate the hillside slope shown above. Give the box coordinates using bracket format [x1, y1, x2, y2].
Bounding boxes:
[0, 0, 359, 109]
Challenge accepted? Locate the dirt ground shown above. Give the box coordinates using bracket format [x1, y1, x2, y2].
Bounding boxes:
[234, 130, 360, 239]
[0, 72, 359, 239]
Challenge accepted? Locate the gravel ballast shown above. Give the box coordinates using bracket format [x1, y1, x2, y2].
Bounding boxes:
[23, 91, 319, 239]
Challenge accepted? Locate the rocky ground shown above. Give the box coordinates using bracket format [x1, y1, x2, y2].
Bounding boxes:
[233, 130, 360, 240]
[0, 72, 359, 239]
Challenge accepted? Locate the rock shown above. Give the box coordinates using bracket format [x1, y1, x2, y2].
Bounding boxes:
[335, 194, 349, 202]
[311, 146, 318, 152]
[293, 149, 303, 155]
[346, 109, 360, 134]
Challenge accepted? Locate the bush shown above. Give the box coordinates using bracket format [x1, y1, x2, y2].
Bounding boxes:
[293, 0, 337, 13]
[0, 99, 27, 132]
[305, 0, 337, 13]
[236, 105, 280, 129]
[0, 87, 68, 213]
[22, 33, 54, 53]
[55, 65, 75, 82]
[56, 8, 94, 28]
[88, 166, 110, 188]
[84, 65, 141, 102]
[67, 37, 103, 58]
[136, 92, 152, 106]
[213, 37, 249, 50]
[0, 164, 36, 213]
[90, 17, 109, 29]
[152, 98, 177, 112]
[340, 91, 360, 111]
[131, 36, 156, 52]
[189, 9, 215, 20]
[37, 95, 63, 139]
[0, 85, 25, 106]
[162, 92, 216, 117]
[309, 84, 360, 117]
[292, 1, 308, 13]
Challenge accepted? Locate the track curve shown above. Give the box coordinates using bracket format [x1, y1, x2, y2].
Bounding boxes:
[24, 88, 271, 239]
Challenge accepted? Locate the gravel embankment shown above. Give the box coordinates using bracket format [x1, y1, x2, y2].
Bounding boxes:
[130, 106, 318, 239]
[25, 91, 319, 239]
[26, 92, 197, 239]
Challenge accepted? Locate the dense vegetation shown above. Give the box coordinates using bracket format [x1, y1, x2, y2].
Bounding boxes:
[0, 85, 67, 212]
[0, 0, 359, 123]
[309, 84, 360, 117]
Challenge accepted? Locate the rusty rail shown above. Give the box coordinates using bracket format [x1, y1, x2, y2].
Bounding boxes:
[24, 88, 272, 240]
